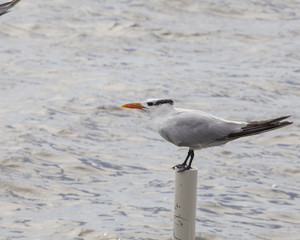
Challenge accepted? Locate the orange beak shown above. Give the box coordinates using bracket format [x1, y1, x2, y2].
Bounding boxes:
[121, 102, 145, 109]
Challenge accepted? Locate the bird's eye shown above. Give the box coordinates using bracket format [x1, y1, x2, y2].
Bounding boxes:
[147, 102, 154, 106]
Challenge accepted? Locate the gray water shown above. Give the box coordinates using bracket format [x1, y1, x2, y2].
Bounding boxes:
[0, 0, 299, 239]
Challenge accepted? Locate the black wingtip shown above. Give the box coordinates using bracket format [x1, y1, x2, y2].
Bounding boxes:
[224, 116, 292, 140]
[268, 115, 291, 123]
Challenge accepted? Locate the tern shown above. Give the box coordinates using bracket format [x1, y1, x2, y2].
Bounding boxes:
[0, 0, 21, 16]
[121, 98, 292, 172]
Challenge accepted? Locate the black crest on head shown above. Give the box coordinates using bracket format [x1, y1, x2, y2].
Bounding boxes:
[155, 99, 174, 106]
[146, 98, 174, 107]
[149, 99, 174, 106]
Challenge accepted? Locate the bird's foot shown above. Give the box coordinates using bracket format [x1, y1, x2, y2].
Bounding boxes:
[172, 164, 191, 172]
[177, 165, 191, 172]
[172, 163, 185, 170]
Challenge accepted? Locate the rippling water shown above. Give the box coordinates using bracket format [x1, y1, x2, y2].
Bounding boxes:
[0, 0, 299, 239]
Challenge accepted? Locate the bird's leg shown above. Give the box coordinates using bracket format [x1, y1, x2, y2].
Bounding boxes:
[172, 150, 194, 171]
[177, 150, 194, 172]
[172, 150, 191, 169]
[186, 150, 194, 169]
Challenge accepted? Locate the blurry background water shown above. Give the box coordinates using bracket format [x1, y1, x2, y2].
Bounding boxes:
[0, 0, 299, 239]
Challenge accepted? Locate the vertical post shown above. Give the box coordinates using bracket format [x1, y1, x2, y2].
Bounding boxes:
[173, 168, 198, 240]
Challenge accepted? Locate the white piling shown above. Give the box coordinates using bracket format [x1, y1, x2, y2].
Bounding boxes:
[173, 168, 198, 240]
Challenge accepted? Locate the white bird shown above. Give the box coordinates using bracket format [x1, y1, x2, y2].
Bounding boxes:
[0, 0, 21, 16]
[121, 98, 292, 172]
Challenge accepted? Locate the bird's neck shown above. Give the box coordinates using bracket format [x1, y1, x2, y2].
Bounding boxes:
[148, 105, 176, 119]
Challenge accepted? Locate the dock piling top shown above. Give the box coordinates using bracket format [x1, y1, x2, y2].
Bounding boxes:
[173, 168, 198, 240]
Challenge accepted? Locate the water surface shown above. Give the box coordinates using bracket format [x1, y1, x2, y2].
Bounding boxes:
[0, 0, 299, 239]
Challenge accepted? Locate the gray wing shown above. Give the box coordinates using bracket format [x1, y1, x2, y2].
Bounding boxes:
[0, 0, 21, 16]
[158, 109, 246, 148]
